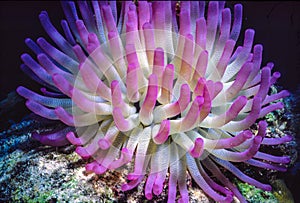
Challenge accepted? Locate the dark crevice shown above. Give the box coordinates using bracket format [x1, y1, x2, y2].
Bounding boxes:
[133, 101, 140, 112]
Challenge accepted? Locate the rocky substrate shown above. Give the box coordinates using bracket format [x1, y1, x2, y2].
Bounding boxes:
[0, 88, 297, 203]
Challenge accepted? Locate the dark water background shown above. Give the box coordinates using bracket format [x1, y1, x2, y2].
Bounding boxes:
[0, 1, 299, 202]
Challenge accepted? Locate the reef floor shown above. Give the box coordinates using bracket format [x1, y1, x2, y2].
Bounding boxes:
[0, 130, 212, 203]
[0, 88, 298, 203]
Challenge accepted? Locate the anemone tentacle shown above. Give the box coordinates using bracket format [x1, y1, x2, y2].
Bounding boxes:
[18, 1, 291, 202]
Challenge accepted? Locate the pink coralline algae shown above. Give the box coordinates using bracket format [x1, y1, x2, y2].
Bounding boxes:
[17, 1, 292, 202]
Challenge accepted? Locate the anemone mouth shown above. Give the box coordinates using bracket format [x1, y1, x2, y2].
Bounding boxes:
[17, 1, 292, 202]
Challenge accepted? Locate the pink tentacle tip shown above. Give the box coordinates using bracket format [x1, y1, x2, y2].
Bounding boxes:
[66, 131, 82, 145]
[122, 175, 144, 191]
[54, 107, 74, 126]
[243, 130, 253, 139]
[76, 19, 85, 29]
[16, 86, 24, 96]
[40, 88, 48, 95]
[195, 96, 205, 109]
[127, 62, 137, 72]
[278, 167, 288, 172]
[282, 156, 291, 164]
[224, 194, 234, 203]
[145, 193, 153, 200]
[25, 100, 33, 109]
[98, 138, 111, 150]
[121, 184, 130, 192]
[142, 22, 153, 30]
[178, 196, 189, 203]
[75, 146, 91, 159]
[154, 120, 170, 144]
[111, 80, 119, 91]
[113, 107, 130, 132]
[264, 185, 272, 192]
[85, 162, 97, 172]
[189, 138, 204, 158]
[278, 102, 284, 109]
[121, 181, 136, 191]
[285, 135, 293, 142]
[120, 148, 132, 162]
[272, 71, 281, 78]
[281, 90, 290, 98]
[178, 84, 191, 111]
[111, 80, 122, 105]
[153, 183, 163, 196]
[109, 148, 133, 170]
[166, 63, 175, 71]
[93, 164, 107, 174]
[254, 135, 263, 145]
[87, 33, 100, 53]
[153, 49, 164, 68]
[73, 45, 86, 63]
[127, 173, 143, 181]
[250, 135, 263, 153]
[194, 77, 206, 96]
[140, 74, 158, 122]
[108, 31, 117, 40]
[180, 96, 204, 131]
[129, 3, 136, 11]
[257, 120, 267, 137]
[147, 74, 159, 97]
[31, 132, 41, 142]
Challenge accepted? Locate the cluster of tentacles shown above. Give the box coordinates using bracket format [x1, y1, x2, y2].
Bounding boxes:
[17, 1, 292, 202]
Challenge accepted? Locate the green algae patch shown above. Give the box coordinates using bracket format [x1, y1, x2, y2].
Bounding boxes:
[235, 179, 278, 203]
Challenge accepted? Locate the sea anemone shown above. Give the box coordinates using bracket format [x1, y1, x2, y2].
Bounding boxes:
[17, 1, 292, 202]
